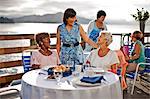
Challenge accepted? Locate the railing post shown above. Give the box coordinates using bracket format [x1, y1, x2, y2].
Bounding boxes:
[30, 38, 36, 46]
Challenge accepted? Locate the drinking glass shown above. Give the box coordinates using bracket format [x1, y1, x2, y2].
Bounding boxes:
[67, 61, 75, 72]
[83, 65, 94, 77]
[83, 64, 89, 73]
[53, 70, 62, 85]
[72, 65, 82, 76]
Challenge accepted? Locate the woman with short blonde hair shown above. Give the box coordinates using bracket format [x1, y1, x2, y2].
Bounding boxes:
[100, 31, 113, 46]
[86, 31, 119, 72]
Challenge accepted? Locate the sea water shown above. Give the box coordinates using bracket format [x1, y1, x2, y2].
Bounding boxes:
[0, 23, 150, 62]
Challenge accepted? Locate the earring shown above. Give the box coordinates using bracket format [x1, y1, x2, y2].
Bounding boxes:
[40, 42, 43, 45]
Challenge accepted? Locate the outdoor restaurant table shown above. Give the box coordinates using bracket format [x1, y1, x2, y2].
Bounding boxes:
[21, 69, 123, 99]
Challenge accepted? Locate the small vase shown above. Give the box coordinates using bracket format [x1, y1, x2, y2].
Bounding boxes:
[139, 20, 145, 33]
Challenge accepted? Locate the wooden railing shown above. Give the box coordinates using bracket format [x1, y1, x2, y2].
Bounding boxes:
[144, 33, 150, 45]
[0, 34, 56, 87]
[0, 32, 149, 87]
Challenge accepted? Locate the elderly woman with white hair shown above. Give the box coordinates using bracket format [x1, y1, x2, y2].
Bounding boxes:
[85, 31, 119, 72]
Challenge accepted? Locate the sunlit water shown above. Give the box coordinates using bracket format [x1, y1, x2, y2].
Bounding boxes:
[0, 23, 150, 62]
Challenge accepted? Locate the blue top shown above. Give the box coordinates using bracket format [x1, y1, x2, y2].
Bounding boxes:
[84, 20, 107, 52]
[130, 40, 145, 67]
[58, 22, 84, 65]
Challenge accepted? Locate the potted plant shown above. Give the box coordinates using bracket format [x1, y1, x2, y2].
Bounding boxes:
[131, 8, 149, 34]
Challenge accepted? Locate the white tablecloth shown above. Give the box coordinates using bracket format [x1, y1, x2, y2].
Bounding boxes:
[21, 70, 123, 99]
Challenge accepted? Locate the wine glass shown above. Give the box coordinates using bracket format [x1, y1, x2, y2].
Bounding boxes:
[53, 70, 62, 85]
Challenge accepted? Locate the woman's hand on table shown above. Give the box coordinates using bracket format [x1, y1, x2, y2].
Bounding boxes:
[32, 64, 40, 69]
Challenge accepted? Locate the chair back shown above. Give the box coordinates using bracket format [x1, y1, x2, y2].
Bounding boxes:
[145, 47, 150, 60]
[22, 49, 38, 73]
[144, 45, 150, 73]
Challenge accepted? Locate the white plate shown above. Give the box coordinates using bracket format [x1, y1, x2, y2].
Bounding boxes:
[72, 78, 101, 87]
[92, 68, 105, 74]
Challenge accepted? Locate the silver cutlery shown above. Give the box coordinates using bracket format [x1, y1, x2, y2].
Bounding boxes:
[67, 80, 77, 88]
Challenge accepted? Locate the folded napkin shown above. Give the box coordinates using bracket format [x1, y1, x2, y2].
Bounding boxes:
[80, 76, 105, 84]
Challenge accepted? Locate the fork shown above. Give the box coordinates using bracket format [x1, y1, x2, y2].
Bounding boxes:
[67, 80, 77, 88]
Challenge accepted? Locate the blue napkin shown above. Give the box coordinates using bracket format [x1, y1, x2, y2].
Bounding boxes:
[80, 76, 105, 84]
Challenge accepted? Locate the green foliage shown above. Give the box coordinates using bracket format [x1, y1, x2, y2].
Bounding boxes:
[131, 8, 149, 21]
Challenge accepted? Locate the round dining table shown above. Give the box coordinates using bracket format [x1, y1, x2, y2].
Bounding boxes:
[21, 69, 123, 99]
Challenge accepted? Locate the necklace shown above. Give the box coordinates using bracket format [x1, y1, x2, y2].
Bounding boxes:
[39, 49, 52, 56]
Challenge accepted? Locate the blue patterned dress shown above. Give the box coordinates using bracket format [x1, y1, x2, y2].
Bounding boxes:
[58, 23, 84, 65]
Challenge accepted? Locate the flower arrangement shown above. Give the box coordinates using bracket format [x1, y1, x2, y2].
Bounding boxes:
[131, 8, 149, 21]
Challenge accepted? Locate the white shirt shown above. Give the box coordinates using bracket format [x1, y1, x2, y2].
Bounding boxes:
[31, 49, 60, 68]
[86, 48, 119, 71]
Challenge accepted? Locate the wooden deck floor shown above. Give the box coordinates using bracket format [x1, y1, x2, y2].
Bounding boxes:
[123, 87, 150, 99]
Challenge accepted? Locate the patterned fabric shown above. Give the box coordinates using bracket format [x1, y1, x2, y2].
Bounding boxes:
[58, 23, 84, 65]
[89, 29, 100, 42]
[84, 20, 107, 52]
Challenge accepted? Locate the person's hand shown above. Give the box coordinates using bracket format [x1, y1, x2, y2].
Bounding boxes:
[32, 64, 40, 69]
[94, 43, 100, 48]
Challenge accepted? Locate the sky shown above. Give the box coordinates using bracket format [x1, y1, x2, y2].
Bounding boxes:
[0, 0, 150, 22]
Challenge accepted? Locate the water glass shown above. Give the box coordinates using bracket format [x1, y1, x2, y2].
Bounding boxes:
[75, 65, 82, 73]
[53, 70, 62, 85]
[72, 65, 82, 77]
[67, 61, 75, 72]
[83, 66, 94, 77]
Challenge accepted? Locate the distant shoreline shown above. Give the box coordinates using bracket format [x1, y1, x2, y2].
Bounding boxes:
[0, 22, 150, 25]
[0, 22, 61, 24]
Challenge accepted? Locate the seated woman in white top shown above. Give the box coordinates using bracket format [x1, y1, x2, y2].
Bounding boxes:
[85, 31, 119, 73]
[31, 32, 60, 69]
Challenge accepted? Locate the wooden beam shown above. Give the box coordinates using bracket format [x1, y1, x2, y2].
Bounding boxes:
[0, 60, 22, 69]
[0, 34, 34, 40]
[144, 33, 150, 37]
[50, 33, 57, 38]
[0, 45, 39, 55]
[0, 45, 56, 55]
[0, 46, 30, 55]
[0, 73, 23, 84]
[50, 45, 56, 49]
[0, 33, 56, 40]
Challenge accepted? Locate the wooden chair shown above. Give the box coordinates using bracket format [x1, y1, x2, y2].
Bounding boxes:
[0, 84, 22, 99]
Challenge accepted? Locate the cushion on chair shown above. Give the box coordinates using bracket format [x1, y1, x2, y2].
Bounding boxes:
[22, 55, 31, 73]
[145, 48, 150, 58]
[126, 72, 135, 79]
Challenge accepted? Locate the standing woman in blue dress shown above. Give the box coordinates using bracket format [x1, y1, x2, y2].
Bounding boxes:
[56, 8, 98, 65]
